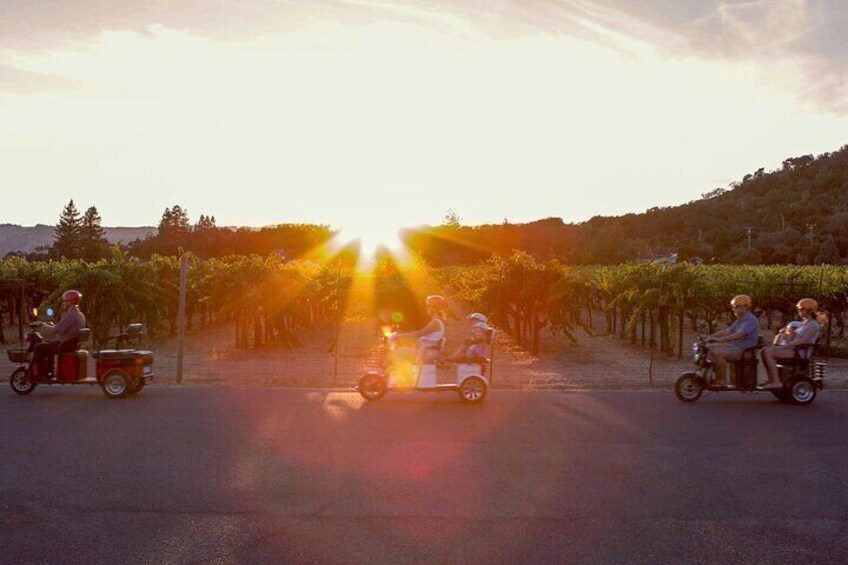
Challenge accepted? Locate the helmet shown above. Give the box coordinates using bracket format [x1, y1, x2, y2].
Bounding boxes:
[787, 321, 803, 330]
[425, 295, 446, 309]
[796, 298, 818, 311]
[62, 290, 82, 304]
[467, 312, 488, 324]
[730, 294, 752, 308]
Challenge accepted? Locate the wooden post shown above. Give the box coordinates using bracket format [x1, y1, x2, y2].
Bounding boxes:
[176, 254, 188, 384]
[19, 285, 25, 345]
[333, 259, 341, 385]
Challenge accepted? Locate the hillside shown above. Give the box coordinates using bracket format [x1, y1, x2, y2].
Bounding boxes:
[405, 144, 848, 265]
[0, 224, 154, 256]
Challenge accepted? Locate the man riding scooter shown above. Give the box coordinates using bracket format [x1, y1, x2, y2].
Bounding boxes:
[31, 290, 86, 379]
[704, 294, 759, 387]
[760, 298, 821, 389]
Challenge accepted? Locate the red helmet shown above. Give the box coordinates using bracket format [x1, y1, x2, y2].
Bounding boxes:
[62, 290, 82, 304]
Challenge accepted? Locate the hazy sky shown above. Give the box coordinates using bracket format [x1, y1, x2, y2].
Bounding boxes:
[1, 0, 847, 237]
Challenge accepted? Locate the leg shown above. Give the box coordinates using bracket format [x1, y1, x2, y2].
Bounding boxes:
[761, 345, 794, 386]
[710, 345, 730, 385]
[710, 345, 742, 386]
[32, 341, 59, 377]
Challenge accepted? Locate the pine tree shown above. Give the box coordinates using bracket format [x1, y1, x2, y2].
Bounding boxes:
[80, 206, 108, 262]
[156, 205, 191, 255]
[53, 199, 82, 259]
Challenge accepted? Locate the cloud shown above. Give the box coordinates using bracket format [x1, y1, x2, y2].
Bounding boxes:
[4, 1, 844, 109]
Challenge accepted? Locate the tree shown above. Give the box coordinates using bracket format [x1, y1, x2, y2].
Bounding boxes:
[79, 206, 108, 262]
[443, 208, 461, 228]
[53, 199, 82, 259]
[157, 205, 191, 255]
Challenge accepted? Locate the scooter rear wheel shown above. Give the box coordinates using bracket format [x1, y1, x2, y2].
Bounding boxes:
[458, 377, 487, 404]
[10, 368, 36, 395]
[787, 377, 816, 406]
[102, 370, 129, 399]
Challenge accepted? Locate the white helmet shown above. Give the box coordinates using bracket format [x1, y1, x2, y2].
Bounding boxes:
[467, 312, 487, 324]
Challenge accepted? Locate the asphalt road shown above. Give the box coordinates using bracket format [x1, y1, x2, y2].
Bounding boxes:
[1, 385, 847, 564]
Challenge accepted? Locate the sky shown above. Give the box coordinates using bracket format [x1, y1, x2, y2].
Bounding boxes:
[1, 0, 847, 239]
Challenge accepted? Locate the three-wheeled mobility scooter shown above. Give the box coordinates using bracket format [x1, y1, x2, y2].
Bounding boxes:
[8, 319, 155, 399]
[358, 326, 493, 404]
[674, 337, 825, 405]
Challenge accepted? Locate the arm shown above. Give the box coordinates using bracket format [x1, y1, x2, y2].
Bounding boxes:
[789, 323, 818, 346]
[395, 319, 441, 340]
[711, 329, 748, 343]
[708, 327, 733, 339]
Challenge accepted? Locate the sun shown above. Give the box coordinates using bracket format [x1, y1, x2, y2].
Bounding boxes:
[337, 221, 406, 260]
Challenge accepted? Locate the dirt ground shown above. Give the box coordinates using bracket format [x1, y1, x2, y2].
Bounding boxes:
[2, 314, 846, 390]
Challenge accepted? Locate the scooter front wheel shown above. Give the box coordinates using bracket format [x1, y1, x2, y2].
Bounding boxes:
[10, 368, 36, 395]
[674, 372, 703, 403]
[359, 374, 387, 401]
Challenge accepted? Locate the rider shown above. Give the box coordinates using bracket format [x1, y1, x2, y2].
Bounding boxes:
[31, 290, 86, 378]
[444, 312, 488, 362]
[392, 295, 447, 364]
[446, 322, 491, 364]
[705, 294, 759, 387]
[760, 298, 821, 388]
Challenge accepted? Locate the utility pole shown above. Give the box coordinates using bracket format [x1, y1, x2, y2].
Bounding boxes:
[745, 227, 753, 250]
[697, 229, 702, 243]
[807, 224, 815, 247]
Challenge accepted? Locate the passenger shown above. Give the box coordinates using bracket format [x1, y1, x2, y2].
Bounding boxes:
[772, 321, 802, 346]
[31, 290, 86, 378]
[446, 322, 491, 364]
[760, 298, 821, 389]
[704, 294, 759, 387]
[443, 312, 487, 361]
[392, 295, 447, 364]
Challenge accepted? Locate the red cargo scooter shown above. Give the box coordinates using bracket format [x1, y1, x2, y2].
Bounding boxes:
[7, 319, 155, 399]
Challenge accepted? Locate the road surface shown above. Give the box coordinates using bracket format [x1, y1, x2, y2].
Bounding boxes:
[1, 386, 847, 563]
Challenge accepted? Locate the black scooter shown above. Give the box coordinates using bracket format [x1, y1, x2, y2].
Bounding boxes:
[674, 338, 825, 405]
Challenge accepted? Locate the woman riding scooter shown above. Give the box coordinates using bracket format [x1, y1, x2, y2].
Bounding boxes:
[391, 295, 447, 364]
[760, 298, 821, 389]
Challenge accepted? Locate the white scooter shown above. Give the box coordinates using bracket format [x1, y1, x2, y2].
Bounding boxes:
[357, 329, 493, 404]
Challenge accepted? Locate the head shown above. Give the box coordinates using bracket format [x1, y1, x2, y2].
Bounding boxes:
[61, 289, 82, 309]
[467, 312, 487, 326]
[730, 294, 752, 318]
[796, 298, 818, 320]
[471, 322, 490, 341]
[786, 321, 802, 334]
[425, 295, 447, 318]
